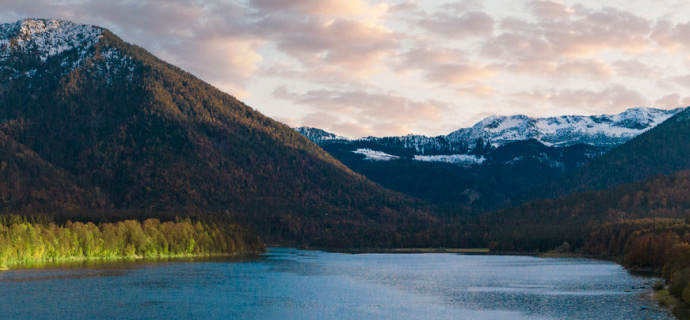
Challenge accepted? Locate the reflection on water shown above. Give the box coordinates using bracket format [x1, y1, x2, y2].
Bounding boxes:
[0, 248, 673, 319]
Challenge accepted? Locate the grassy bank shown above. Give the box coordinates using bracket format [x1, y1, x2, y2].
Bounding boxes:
[0, 216, 265, 269]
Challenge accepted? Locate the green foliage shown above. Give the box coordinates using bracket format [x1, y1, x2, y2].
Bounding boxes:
[0, 215, 264, 268]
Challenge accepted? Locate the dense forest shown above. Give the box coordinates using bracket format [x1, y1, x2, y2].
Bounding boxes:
[0, 215, 264, 269]
[463, 169, 690, 252]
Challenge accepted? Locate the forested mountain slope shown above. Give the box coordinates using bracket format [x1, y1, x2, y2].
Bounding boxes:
[0, 19, 440, 247]
[541, 108, 690, 199]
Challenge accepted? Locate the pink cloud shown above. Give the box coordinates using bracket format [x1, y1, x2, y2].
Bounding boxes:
[484, 5, 652, 61]
[397, 47, 495, 85]
[527, 0, 573, 20]
[512, 85, 649, 113]
[249, 0, 372, 16]
[273, 85, 451, 137]
[654, 93, 690, 109]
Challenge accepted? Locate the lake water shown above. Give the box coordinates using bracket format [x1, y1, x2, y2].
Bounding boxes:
[0, 248, 673, 319]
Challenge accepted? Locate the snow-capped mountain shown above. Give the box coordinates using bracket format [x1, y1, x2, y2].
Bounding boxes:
[447, 107, 683, 149]
[0, 19, 134, 82]
[297, 107, 685, 165]
[294, 127, 348, 144]
[296, 107, 687, 211]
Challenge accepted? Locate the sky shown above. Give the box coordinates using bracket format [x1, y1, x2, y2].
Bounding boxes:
[3, 0, 690, 138]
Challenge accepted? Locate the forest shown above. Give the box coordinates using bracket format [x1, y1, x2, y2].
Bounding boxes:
[0, 215, 265, 269]
[583, 218, 690, 315]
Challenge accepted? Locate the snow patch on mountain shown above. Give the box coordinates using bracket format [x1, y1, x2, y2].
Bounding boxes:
[413, 154, 485, 165]
[295, 127, 349, 144]
[91, 47, 136, 85]
[1, 19, 104, 78]
[448, 107, 684, 149]
[353, 149, 400, 161]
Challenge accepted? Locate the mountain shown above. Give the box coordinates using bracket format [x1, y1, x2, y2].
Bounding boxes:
[296, 107, 683, 211]
[473, 168, 690, 253]
[0, 18, 440, 248]
[544, 108, 690, 197]
[452, 106, 690, 252]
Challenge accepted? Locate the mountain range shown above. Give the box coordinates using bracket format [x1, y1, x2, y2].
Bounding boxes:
[296, 107, 683, 211]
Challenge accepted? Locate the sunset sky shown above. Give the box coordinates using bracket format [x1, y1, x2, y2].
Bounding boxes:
[3, 0, 690, 138]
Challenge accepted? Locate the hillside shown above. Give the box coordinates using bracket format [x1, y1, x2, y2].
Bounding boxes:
[466, 169, 690, 252]
[541, 108, 690, 198]
[0, 18, 440, 247]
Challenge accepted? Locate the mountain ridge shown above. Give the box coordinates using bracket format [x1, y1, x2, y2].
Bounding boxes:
[297, 106, 684, 159]
[295, 107, 684, 211]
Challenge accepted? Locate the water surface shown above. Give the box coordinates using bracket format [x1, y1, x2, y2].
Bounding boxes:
[0, 248, 672, 319]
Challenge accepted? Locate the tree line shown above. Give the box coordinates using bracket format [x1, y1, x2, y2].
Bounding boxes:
[0, 215, 265, 269]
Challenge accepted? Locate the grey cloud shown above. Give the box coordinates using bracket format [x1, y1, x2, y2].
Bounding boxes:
[418, 11, 493, 38]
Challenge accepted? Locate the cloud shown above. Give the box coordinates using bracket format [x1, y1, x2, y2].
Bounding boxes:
[611, 60, 659, 79]
[268, 18, 399, 77]
[673, 75, 690, 88]
[249, 0, 372, 17]
[397, 47, 495, 85]
[527, 0, 573, 20]
[503, 59, 615, 79]
[654, 93, 690, 108]
[418, 11, 494, 39]
[439, 0, 485, 12]
[247, 0, 399, 81]
[512, 85, 649, 113]
[484, 5, 652, 61]
[425, 63, 496, 85]
[652, 19, 690, 52]
[273, 85, 451, 137]
[456, 85, 495, 97]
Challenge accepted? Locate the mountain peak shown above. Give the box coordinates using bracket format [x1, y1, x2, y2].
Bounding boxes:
[448, 107, 686, 148]
[295, 127, 349, 143]
[1, 18, 103, 65]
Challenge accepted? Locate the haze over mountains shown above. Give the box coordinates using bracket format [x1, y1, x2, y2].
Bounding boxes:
[297, 107, 684, 211]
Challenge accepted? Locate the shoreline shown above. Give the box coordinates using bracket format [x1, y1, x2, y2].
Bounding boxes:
[0, 249, 266, 271]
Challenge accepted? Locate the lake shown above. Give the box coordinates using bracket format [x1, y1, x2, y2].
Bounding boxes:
[0, 248, 672, 319]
